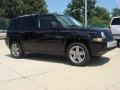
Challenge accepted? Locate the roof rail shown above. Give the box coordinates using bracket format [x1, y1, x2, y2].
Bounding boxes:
[17, 13, 39, 18]
[16, 13, 61, 18]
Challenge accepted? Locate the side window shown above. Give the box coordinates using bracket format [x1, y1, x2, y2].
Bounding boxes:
[8, 19, 20, 31]
[111, 18, 120, 25]
[14, 19, 20, 30]
[8, 20, 14, 30]
[23, 16, 37, 30]
[39, 16, 56, 28]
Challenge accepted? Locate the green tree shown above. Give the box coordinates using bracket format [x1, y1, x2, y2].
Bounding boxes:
[64, 0, 96, 24]
[0, 0, 6, 17]
[0, 0, 48, 19]
[89, 16, 108, 28]
[112, 8, 120, 17]
[64, 0, 110, 28]
[22, 0, 48, 15]
[0, 0, 5, 5]
[0, 18, 9, 29]
[89, 6, 110, 27]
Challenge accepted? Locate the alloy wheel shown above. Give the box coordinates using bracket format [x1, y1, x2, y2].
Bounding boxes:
[69, 46, 85, 64]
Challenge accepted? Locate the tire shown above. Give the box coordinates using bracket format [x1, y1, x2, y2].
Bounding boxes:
[66, 42, 90, 66]
[10, 42, 24, 58]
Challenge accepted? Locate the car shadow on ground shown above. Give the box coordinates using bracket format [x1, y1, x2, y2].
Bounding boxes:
[88, 57, 110, 67]
[6, 53, 110, 67]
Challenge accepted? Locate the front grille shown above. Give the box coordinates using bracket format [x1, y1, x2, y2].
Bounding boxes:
[105, 30, 113, 41]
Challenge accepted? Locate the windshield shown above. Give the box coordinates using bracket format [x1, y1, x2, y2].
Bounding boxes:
[111, 18, 120, 25]
[56, 15, 82, 28]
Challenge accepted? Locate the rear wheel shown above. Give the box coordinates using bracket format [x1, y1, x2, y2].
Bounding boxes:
[10, 42, 24, 58]
[66, 42, 90, 66]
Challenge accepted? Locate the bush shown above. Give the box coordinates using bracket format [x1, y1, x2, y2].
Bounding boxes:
[88, 22, 108, 28]
[88, 16, 109, 28]
[0, 18, 9, 30]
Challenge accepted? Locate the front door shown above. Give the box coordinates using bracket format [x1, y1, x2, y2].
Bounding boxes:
[36, 15, 63, 53]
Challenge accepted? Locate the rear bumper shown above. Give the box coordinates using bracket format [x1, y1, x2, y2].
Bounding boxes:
[90, 40, 117, 56]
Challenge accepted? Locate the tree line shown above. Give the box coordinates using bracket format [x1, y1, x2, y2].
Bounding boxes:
[0, 0, 48, 18]
[64, 0, 120, 27]
[0, 0, 120, 29]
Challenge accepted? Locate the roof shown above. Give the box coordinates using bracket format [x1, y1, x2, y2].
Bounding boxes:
[14, 13, 62, 19]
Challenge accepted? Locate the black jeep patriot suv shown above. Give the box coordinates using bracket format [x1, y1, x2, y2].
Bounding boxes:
[5, 14, 117, 66]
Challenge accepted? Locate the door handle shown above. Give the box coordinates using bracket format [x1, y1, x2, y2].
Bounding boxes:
[37, 32, 44, 34]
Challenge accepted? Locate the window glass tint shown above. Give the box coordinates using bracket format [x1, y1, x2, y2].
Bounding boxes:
[23, 16, 37, 30]
[56, 15, 82, 28]
[8, 20, 14, 30]
[111, 18, 120, 25]
[8, 19, 20, 31]
[40, 16, 55, 28]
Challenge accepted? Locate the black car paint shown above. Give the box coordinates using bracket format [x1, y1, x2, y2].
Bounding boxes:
[6, 14, 115, 57]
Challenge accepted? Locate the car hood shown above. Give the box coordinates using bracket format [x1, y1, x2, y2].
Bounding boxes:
[65, 27, 113, 41]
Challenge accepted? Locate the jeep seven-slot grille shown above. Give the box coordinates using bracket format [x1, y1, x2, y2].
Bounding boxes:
[105, 31, 113, 41]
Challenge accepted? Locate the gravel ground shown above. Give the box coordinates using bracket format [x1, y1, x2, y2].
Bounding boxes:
[0, 40, 120, 90]
[0, 33, 6, 40]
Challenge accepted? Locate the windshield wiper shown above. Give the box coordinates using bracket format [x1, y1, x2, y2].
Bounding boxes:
[68, 25, 81, 27]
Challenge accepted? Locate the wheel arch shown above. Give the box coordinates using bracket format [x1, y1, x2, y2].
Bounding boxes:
[63, 38, 92, 56]
[8, 35, 23, 48]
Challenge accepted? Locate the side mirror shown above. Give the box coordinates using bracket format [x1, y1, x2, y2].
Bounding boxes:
[51, 22, 59, 28]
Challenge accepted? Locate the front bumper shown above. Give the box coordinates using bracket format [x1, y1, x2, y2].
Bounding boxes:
[107, 40, 117, 48]
[90, 40, 117, 56]
[113, 34, 120, 40]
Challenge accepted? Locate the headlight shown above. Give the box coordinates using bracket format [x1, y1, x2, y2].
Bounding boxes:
[93, 38, 103, 42]
[101, 32, 106, 39]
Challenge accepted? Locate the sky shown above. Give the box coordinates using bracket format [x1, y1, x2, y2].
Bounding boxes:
[45, 0, 119, 14]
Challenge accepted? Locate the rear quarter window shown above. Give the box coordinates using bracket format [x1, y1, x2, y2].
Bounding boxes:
[22, 16, 37, 31]
[111, 18, 120, 25]
[8, 19, 20, 31]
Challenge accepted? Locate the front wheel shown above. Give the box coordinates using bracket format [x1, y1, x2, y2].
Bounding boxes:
[10, 42, 24, 58]
[66, 42, 90, 66]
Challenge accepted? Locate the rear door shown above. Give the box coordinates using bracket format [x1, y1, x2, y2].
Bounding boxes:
[21, 16, 39, 51]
